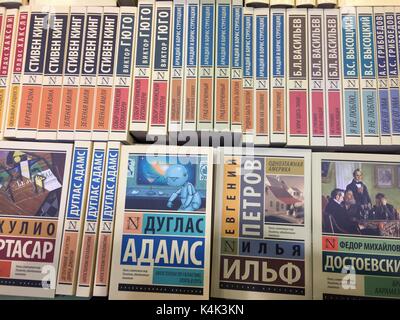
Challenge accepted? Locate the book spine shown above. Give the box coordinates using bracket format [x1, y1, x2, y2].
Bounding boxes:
[392, 7, 400, 144]
[230, 0, 242, 133]
[76, 141, 107, 297]
[37, 7, 69, 140]
[130, 0, 155, 136]
[325, 9, 344, 146]
[374, 7, 391, 145]
[309, 9, 325, 146]
[270, 8, 286, 144]
[92, 7, 119, 141]
[109, 7, 136, 143]
[16, 7, 49, 139]
[242, 7, 254, 144]
[341, 7, 361, 145]
[0, 8, 18, 139]
[3, 6, 29, 138]
[254, 7, 269, 145]
[57, 7, 86, 141]
[168, 0, 185, 132]
[148, 1, 172, 136]
[214, 0, 230, 132]
[197, 0, 215, 132]
[93, 141, 121, 297]
[357, 7, 379, 145]
[56, 141, 93, 296]
[74, 7, 102, 141]
[182, 0, 199, 132]
[287, 8, 309, 146]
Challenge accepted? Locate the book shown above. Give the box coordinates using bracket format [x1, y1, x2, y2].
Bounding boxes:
[357, 7, 379, 145]
[57, 141, 93, 296]
[182, 0, 200, 132]
[338, 0, 400, 7]
[211, 148, 312, 299]
[312, 152, 400, 299]
[16, 6, 49, 140]
[214, 0, 230, 132]
[197, 0, 215, 132]
[30, 0, 118, 5]
[0, 1, 22, 9]
[37, 6, 69, 141]
[287, 8, 309, 146]
[76, 142, 107, 297]
[230, 0, 243, 134]
[245, 0, 270, 7]
[324, 9, 344, 147]
[341, 7, 362, 146]
[296, 0, 316, 7]
[242, 7, 255, 144]
[270, 0, 295, 6]
[109, 144, 214, 300]
[168, 0, 185, 133]
[254, 7, 269, 145]
[109, 6, 136, 143]
[374, 7, 391, 146]
[309, 9, 326, 147]
[3, 6, 29, 139]
[148, 1, 173, 137]
[0, 141, 72, 298]
[0, 8, 18, 139]
[93, 142, 121, 296]
[130, 0, 155, 139]
[74, 6, 102, 141]
[57, 6, 86, 141]
[317, 0, 337, 7]
[270, 8, 286, 145]
[391, 7, 400, 144]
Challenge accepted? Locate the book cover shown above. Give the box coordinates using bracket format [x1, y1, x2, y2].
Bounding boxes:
[341, 7, 362, 146]
[325, 9, 344, 147]
[109, 6, 136, 143]
[74, 7, 102, 141]
[357, 7, 379, 146]
[270, 8, 286, 144]
[254, 7, 269, 145]
[309, 9, 326, 147]
[92, 7, 119, 141]
[0, 141, 72, 298]
[57, 7, 86, 141]
[182, 0, 200, 132]
[197, 0, 215, 132]
[312, 152, 400, 299]
[148, 1, 173, 137]
[3, 6, 29, 139]
[76, 142, 107, 297]
[211, 148, 312, 299]
[16, 6, 49, 140]
[56, 141, 93, 296]
[93, 141, 121, 297]
[37, 6, 69, 141]
[130, 0, 155, 138]
[287, 8, 309, 146]
[109, 145, 213, 300]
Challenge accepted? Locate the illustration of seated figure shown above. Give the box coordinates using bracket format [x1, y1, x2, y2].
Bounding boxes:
[371, 193, 398, 220]
[166, 164, 201, 211]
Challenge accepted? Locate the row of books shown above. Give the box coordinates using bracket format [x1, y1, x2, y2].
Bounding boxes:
[0, 140, 399, 300]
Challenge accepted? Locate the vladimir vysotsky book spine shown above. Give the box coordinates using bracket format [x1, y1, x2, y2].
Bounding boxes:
[130, 0, 155, 136]
[16, 5, 49, 140]
[357, 6, 379, 145]
[168, 0, 185, 133]
[92, 6, 119, 141]
[391, 7, 400, 144]
[37, 6, 69, 141]
[374, 7, 391, 145]
[0, 8, 18, 139]
[74, 6, 102, 141]
[109, 6, 136, 143]
[148, 0, 172, 136]
[3, 5, 29, 139]
[197, 0, 215, 132]
[57, 141, 93, 296]
[57, 6, 86, 141]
